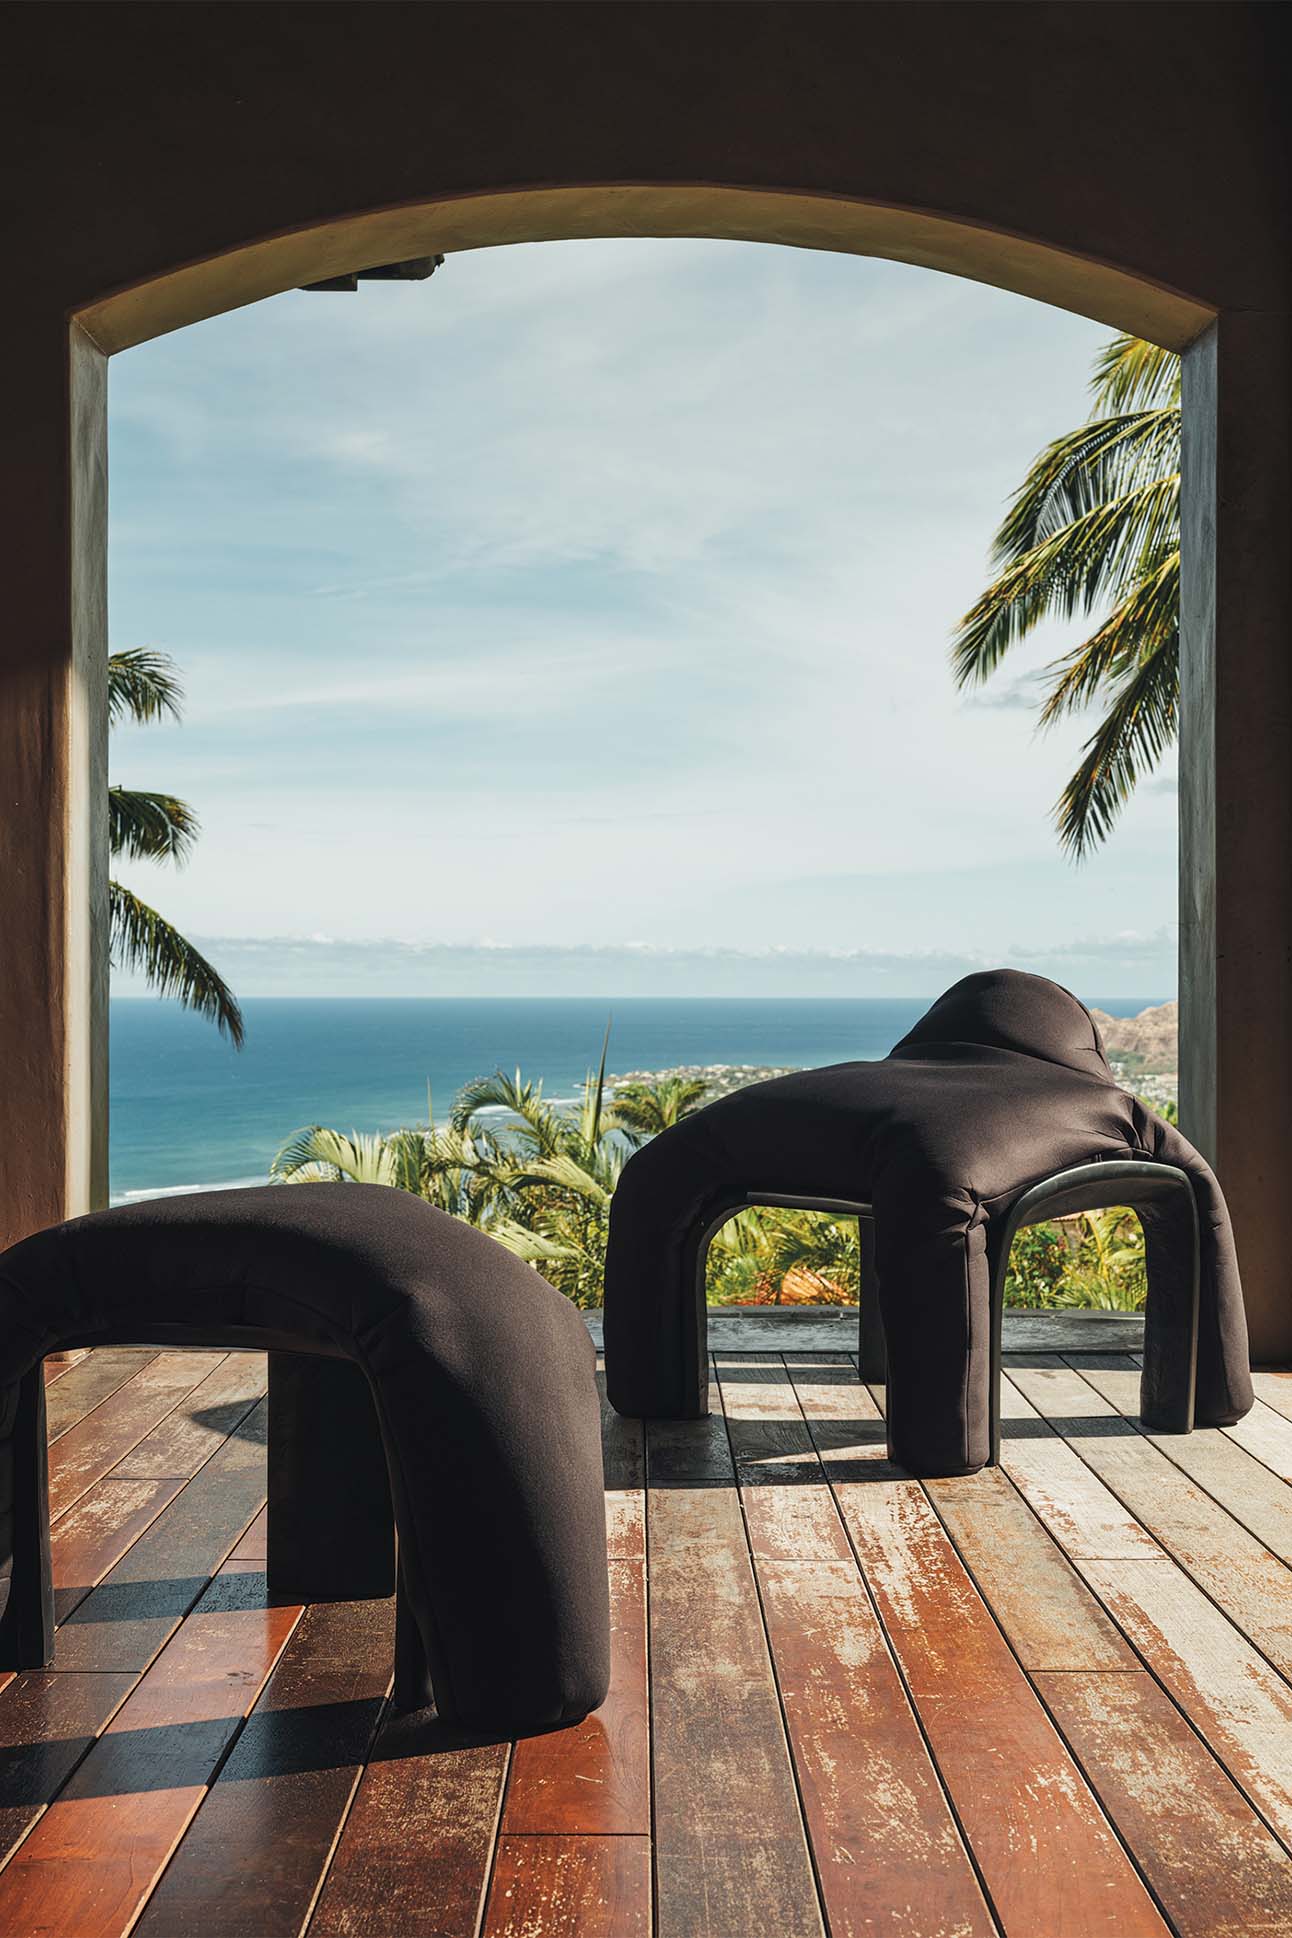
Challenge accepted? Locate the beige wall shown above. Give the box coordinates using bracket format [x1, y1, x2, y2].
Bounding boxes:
[2, 3, 1288, 1350]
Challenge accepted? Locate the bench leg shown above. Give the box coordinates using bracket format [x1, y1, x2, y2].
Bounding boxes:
[857, 1215, 887, 1381]
[0, 1365, 54, 1669]
[266, 1352, 396, 1604]
[1139, 1200, 1200, 1433]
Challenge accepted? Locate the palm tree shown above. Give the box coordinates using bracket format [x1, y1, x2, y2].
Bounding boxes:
[452, 1038, 627, 1306]
[109, 649, 244, 1044]
[607, 1074, 712, 1145]
[951, 334, 1180, 856]
[271, 1120, 505, 1224]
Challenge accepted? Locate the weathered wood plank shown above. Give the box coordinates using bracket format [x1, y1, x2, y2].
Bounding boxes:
[1224, 1401, 1292, 1483]
[650, 1484, 822, 1938]
[503, 1557, 648, 1836]
[838, 1480, 1169, 1936]
[758, 1550, 995, 1938]
[48, 1350, 228, 1518]
[1009, 1363, 1292, 1677]
[645, 1359, 734, 1483]
[0, 1670, 136, 1865]
[483, 1834, 651, 1938]
[1071, 1357, 1292, 1564]
[996, 1373, 1161, 1561]
[715, 1354, 818, 1484]
[787, 1353, 900, 1482]
[114, 1351, 268, 1481]
[50, 1475, 185, 1624]
[43, 1350, 88, 1387]
[309, 1712, 508, 1938]
[998, 1378, 1292, 1844]
[0, 1564, 299, 1937]
[1079, 1555, 1292, 1845]
[131, 1597, 392, 1937]
[53, 1401, 267, 1672]
[44, 1348, 160, 1441]
[1037, 1669, 1292, 1938]
[925, 1466, 1139, 1671]
[596, 1363, 645, 1491]
[1252, 1371, 1292, 1425]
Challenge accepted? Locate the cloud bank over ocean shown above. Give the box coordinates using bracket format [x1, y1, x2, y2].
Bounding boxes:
[113, 929, 1177, 1000]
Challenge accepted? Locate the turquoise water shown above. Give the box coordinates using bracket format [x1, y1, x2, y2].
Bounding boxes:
[109, 995, 1161, 1202]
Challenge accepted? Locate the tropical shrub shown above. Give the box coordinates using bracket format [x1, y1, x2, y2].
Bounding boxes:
[273, 1051, 1147, 1311]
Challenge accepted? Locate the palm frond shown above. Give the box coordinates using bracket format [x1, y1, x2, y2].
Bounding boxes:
[449, 1069, 564, 1152]
[109, 787, 200, 864]
[1036, 553, 1178, 726]
[992, 409, 1179, 561]
[1089, 335, 1180, 415]
[107, 649, 185, 726]
[607, 1075, 712, 1143]
[270, 1126, 402, 1186]
[951, 475, 1179, 687]
[109, 882, 245, 1046]
[1054, 634, 1178, 857]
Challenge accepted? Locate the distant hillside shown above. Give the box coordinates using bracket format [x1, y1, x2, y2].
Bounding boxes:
[1089, 999, 1178, 1073]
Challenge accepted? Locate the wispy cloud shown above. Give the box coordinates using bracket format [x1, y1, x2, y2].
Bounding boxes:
[108, 238, 1175, 988]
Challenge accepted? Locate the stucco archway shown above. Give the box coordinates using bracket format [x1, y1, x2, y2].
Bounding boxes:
[7, 123, 1287, 1355]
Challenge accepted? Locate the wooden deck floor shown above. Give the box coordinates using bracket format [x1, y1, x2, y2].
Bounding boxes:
[5, 1341, 1292, 1937]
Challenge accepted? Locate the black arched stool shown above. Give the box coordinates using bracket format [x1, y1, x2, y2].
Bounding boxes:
[603, 971, 1251, 1477]
[619, 1158, 1198, 1476]
[0, 1183, 611, 1734]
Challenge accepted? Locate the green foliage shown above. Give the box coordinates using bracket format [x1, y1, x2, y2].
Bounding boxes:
[1003, 1221, 1070, 1309]
[110, 882, 244, 1049]
[1003, 1208, 1147, 1312]
[274, 1051, 1149, 1314]
[952, 333, 1180, 856]
[108, 649, 243, 1045]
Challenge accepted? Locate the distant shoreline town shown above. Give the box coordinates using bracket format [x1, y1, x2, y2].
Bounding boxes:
[612, 998, 1181, 1113]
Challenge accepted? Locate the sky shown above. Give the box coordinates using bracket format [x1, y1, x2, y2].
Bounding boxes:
[108, 238, 1177, 1000]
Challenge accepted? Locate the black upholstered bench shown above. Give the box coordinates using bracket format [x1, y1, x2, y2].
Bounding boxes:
[604, 971, 1253, 1477]
[0, 1183, 611, 1734]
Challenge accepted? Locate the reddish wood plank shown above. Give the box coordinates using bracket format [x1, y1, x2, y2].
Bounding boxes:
[131, 1597, 392, 1937]
[114, 1352, 268, 1481]
[53, 1401, 267, 1672]
[924, 1466, 1139, 1671]
[1037, 1669, 1292, 1938]
[309, 1711, 508, 1938]
[0, 1572, 299, 1937]
[50, 1474, 185, 1624]
[604, 1488, 645, 1560]
[42, 1350, 88, 1387]
[838, 1480, 1169, 1937]
[48, 1350, 228, 1519]
[504, 1557, 648, 1836]
[650, 1484, 822, 1938]
[44, 1348, 160, 1442]
[0, 1670, 136, 1864]
[742, 1482, 854, 1562]
[759, 1552, 995, 1938]
[483, 1835, 651, 1938]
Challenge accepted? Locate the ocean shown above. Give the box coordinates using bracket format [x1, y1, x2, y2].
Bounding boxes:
[109, 994, 1163, 1203]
